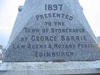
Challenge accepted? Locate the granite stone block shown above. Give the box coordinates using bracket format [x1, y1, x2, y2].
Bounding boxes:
[3, 0, 100, 62]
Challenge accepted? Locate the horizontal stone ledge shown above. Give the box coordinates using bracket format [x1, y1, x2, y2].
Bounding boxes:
[0, 61, 100, 74]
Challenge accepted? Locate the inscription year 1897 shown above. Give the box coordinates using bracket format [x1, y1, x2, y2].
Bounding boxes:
[45, 4, 63, 11]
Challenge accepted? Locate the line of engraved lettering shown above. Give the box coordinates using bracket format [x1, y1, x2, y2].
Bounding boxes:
[35, 13, 73, 20]
[45, 4, 63, 11]
[45, 22, 65, 26]
[12, 43, 96, 49]
[34, 52, 74, 57]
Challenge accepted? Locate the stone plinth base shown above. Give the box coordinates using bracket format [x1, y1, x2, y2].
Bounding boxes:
[0, 61, 100, 75]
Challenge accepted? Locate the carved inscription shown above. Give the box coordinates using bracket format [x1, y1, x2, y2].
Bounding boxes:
[12, 4, 97, 58]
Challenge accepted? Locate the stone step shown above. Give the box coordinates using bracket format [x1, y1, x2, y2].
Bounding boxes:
[0, 61, 100, 75]
[0, 71, 100, 75]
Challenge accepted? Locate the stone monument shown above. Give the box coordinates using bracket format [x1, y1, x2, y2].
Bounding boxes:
[1, 0, 100, 75]
[3, 0, 100, 62]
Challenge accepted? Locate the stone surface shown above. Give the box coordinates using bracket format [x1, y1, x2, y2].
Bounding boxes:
[0, 72, 99, 75]
[0, 61, 100, 75]
[3, 0, 100, 62]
